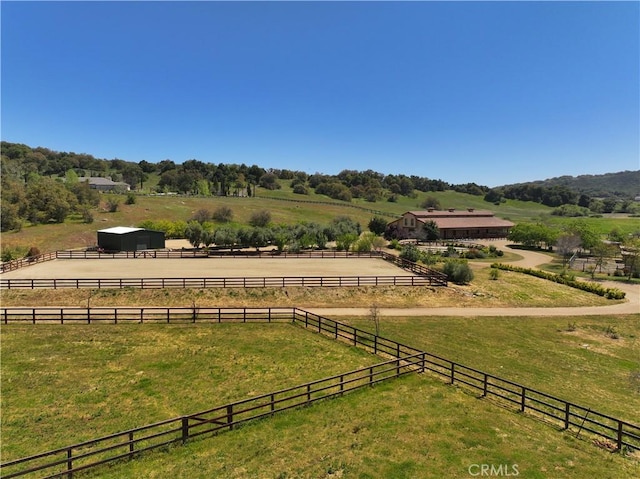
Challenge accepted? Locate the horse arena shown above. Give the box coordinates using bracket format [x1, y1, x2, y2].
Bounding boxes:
[1, 257, 416, 280]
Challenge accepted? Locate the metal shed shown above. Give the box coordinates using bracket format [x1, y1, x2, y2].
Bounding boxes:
[97, 227, 165, 252]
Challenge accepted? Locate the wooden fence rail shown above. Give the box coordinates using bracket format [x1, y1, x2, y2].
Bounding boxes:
[1, 250, 448, 286]
[0, 307, 296, 324]
[291, 309, 640, 454]
[0, 274, 441, 291]
[0, 353, 425, 479]
[1, 307, 637, 478]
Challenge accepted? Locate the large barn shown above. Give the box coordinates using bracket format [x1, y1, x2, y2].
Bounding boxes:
[97, 227, 165, 252]
[387, 209, 514, 240]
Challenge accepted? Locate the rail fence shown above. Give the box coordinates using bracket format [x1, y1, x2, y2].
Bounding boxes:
[1, 307, 637, 478]
[0, 274, 440, 291]
[0, 353, 425, 479]
[292, 309, 640, 454]
[0, 250, 447, 288]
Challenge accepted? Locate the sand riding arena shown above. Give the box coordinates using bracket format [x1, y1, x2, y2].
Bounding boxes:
[0, 252, 448, 289]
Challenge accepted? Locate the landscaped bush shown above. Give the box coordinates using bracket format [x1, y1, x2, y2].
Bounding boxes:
[443, 259, 474, 284]
[491, 263, 626, 299]
[399, 244, 421, 263]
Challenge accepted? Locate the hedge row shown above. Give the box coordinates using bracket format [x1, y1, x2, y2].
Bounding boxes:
[490, 263, 626, 300]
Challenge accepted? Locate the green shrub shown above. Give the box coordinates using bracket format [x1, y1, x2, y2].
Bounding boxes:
[443, 259, 474, 284]
[399, 244, 421, 263]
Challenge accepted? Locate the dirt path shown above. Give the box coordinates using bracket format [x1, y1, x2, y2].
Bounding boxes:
[310, 240, 640, 317]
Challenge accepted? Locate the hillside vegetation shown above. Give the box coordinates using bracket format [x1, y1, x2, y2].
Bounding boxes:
[3, 142, 639, 236]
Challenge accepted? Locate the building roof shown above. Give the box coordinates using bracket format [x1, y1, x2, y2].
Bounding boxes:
[429, 217, 515, 229]
[407, 209, 495, 218]
[98, 227, 144, 235]
[390, 209, 514, 230]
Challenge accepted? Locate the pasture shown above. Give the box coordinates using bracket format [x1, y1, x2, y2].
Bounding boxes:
[1, 314, 638, 478]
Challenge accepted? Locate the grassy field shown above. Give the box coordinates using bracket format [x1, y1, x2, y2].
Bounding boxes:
[0, 323, 380, 461]
[340, 314, 640, 422]
[2, 318, 638, 478]
[86, 375, 638, 479]
[2, 185, 639, 254]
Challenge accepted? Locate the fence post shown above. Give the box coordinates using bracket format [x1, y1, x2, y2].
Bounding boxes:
[114, 309, 118, 324]
[67, 448, 73, 478]
[564, 403, 570, 430]
[318, 316, 321, 333]
[227, 405, 233, 430]
[307, 384, 312, 403]
[353, 329, 357, 346]
[340, 375, 344, 396]
[421, 353, 426, 373]
[33, 308, 36, 325]
[369, 367, 374, 385]
[271, 394, 275, 415]
[520, 387, 526, 412]
[617, 421, 623, 451]
[374, 335, 378, 355]
[450, 363, 455, 384]
[181, 417, 189, 443]
[482, 374, 488, 397]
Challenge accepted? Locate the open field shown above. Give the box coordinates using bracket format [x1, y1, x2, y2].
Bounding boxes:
[0, 323, 380, 461]
[2, 320, 638, 478]
[86, 375, 639, 479]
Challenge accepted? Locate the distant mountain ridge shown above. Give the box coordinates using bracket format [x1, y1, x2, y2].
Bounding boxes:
[498, 170, 640, 199]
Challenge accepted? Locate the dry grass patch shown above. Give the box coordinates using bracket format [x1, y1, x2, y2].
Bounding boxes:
[0, 266, 621, 309]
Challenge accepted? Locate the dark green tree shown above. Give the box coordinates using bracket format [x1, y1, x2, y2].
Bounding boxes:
[367, 216, 388, 235]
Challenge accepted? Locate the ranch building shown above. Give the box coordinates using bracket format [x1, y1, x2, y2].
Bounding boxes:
[97, 227, 165, 252]
[387, 208, 514, 240]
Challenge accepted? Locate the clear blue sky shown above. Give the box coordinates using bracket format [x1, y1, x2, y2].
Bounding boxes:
[2, 1, 638, 187]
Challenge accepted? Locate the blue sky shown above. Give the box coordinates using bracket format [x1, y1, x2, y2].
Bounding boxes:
[2, 1, 638, 187]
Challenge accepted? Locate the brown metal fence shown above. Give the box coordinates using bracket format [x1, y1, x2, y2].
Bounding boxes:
[1, 307, 636, 478]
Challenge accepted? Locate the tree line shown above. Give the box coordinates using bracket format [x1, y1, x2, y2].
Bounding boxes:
[139, 213, 391, 253]
[3, 141, 637, 234]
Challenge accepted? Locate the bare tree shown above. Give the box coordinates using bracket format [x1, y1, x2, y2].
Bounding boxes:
[370, 304, 380, 336]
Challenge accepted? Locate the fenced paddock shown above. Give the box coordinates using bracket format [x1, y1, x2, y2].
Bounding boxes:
[0, 251, 447, 288]
[1, 306, 638, 479]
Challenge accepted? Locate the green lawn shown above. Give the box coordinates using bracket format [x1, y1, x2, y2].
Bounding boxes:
[2, 316, 638, 478]
[341, 314, 640, 422]
[86, 374, 639, 479]
[0, 323, 380, 461]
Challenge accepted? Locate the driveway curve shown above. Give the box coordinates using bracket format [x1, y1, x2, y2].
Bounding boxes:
[310, 240, 640, 317]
